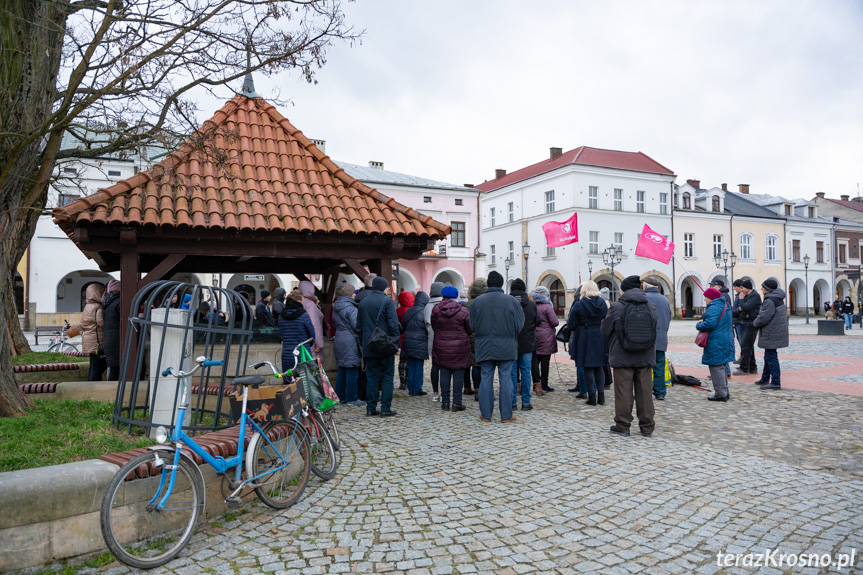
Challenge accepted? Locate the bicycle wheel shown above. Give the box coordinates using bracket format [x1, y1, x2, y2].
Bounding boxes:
[318, 410, 340, 452]
[247, 420, 311, 509]
[306, 416, 338, 480]
[101, 451, 204, 569]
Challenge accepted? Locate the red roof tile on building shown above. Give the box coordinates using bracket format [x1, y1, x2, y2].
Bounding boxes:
[53, 95, 450, 240]
[826, 198, 863, 213]
[474, 146, 675, 192]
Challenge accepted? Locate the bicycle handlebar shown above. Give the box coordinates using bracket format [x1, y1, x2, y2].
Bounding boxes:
[161, 357, 223, 378]
[249, 360, 285, 378]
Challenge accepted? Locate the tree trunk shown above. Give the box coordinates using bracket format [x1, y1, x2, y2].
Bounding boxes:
[6, 269, 31, 357]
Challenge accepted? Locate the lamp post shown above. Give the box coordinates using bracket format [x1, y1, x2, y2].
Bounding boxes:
[504, 257, 513, 292]
[522, 242, 530, 287]
[713, 249, 737, 284]
[803, 254, 810, 324]
[587, 259, 593, 279]
[601, 244, 623, 301]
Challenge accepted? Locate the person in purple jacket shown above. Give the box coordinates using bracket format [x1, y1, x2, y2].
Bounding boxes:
[431, 286, 473, 412]
[530, 286, 560, 394]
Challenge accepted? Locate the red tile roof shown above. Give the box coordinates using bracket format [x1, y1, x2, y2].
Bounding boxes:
[474, 146, 675, 192]
[826, 198, 863, 213]
[53, 95, 450, 240]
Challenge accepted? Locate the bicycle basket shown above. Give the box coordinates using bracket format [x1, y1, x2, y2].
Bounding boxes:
[228, 382, 306, 424]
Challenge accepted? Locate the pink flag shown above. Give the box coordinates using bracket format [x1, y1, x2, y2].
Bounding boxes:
[541, 212, 578, 248]
[635, 224, 674, 264]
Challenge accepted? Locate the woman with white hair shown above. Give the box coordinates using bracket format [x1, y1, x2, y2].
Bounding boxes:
[568, 280, 609, 405]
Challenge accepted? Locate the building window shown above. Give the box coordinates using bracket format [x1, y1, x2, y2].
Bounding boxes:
[816, 241, 824, 263]
[766, 235, 778, 261]
[684, 233, 694, 258]
[545, 190, 555, 213]
[614, 232, 623, 253]
[507, 202, 514, 222]
[589, 186, 598, 209]
[508, 241, 514, 262]
[546, 246, 556, 257]
[839, 243, 847, 264]
[791, 239, 800, 262]
[713, 235, 723, 258]
[423, 196, 432, 203]
[62, 166, 78, 175]
[712, 196, 720, 212]
[490, 245, 496, 265]
[614, 189, 623, 211]
[490, 207, 495, 227]
[808, 206, 815, 218]
[108, 170, 122, 177]
[58, 194, 79, 207]
[637, 190, 645, 213]
[450, 222, 466, 248]
[660, 192, 668, 215]
[682, 192, 691, 209]
[455, 198, 463, 206]
[740, 233, 753, 260]
[589, 231, 599, 254]
[784, 204, 792, 216]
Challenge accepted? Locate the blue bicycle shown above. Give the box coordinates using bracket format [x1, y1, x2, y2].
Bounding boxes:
[100, 356, 311, 569]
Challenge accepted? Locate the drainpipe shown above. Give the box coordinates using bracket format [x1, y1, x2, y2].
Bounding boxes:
[669, 181, 676, 315]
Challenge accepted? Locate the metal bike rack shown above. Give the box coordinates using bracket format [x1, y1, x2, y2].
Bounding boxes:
[112, 281, 254, 436]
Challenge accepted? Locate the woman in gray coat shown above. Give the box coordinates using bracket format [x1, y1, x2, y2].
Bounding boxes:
[332, 283, 364, 406]
[752, 279, 789, 390]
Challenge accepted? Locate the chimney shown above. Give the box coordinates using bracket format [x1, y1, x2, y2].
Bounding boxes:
[738, 184, 750, 194]
[463, 184, 474, 188]
[815, 192, 825, 199]
[841, 194, 850, 201]
[311, 139, 326, 153]
[686, 179, 701, 189]
[369, 161, 384, 170]
[854, 197, 863, 203]
[721, 183, 728, 191]
[495, 169, 507, 180]
[549, 147, 562, 160]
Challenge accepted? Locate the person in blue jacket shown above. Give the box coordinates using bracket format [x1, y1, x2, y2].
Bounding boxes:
[696, 287, 735, 402]
[278, 289, 315, 372]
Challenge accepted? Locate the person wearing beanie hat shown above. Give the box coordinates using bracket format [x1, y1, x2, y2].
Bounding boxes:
[255, 290, 276, 328]
[357, 271, 401, 417]
[697, 285, 734, 401]
[333, 282, 364, 406]
[734, 278, 762, 376]
[753, 280, 788, 390]
[469, 270, 526, 422]
[431, 285, 473, 411]
[600, 273, 658, 437]
[425, 282, 447, 401]
[101, 279, 123, 381]
[464, 278, 489, 397]
[641, 276, 672, 401]
[530, 285, 559, 393]
[509, 278, 540, 409]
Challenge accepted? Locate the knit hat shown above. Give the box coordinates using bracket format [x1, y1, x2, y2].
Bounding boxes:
[107, 279, 121, 293]
[762, 278, 779, 291]
[704, 288, 722, 300]
[441, 286, 459, 299]
[337, 282, 356, 297]
[372, 276, 389, 292]
[487, 271, 504, 288]
[511, 278, 526, 292]
[732, 279, 743, 287]
[620, 275, 642, 292]
[599, 287, 610, 301]
[741, 279, 753, 290]
[260, 290, 271, 300]
[429, 282, 445, 298]
[533, 286, 550, 298]
[709, 278, 725, 288]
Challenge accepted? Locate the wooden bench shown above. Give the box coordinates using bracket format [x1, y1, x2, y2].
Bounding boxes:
[34, 325, 64, 345]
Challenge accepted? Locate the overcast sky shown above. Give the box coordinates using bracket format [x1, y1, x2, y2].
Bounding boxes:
[201, 0, 863, 199]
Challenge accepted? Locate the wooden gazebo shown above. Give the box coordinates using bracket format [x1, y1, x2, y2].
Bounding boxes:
[53, 91, 451, 333]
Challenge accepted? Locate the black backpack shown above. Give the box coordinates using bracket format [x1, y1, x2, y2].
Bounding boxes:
[617, 301, 656, 352]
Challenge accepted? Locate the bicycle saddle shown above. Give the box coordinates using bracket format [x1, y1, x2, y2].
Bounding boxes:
[231, 375, 265, 388]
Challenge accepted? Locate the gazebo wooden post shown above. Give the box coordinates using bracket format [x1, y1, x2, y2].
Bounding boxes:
[119, 241, 140, 381]
[379, 258, 393, 299]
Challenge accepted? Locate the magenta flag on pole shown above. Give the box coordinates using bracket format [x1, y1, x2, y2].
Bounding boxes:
[635, 224, 674, 264]
[541, 212, 578, 247]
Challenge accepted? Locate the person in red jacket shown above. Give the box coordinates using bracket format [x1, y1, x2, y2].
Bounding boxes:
[396, 291, 415, 390]
[431, 286, 473, 411]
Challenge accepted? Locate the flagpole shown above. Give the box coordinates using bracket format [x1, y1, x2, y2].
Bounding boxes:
[673, 255, 705, 293]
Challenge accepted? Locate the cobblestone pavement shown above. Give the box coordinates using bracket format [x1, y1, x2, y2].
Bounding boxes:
[34, 335, 863, 575]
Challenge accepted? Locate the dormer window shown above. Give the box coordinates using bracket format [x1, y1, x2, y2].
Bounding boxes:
[682, 192, 691, 209]
[784, 204, 792, 216]
[808, 206, 815, 218]
[711, 196, 720, 212]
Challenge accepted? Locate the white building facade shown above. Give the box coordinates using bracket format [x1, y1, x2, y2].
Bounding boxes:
[475, 147, 676, 315]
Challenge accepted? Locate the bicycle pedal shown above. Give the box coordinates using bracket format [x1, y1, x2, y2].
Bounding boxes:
[225, 496, 242, 510]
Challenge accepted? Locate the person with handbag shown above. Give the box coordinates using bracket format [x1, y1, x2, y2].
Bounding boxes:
[332, 282, 364, 406]
[81, 282, 107, 381]
[696, 287, 734, 402]
[356, 276, 400, 417]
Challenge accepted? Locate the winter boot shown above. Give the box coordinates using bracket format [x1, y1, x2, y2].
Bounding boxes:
[586, 393, 597, 406]
[597, 391, 605, 405]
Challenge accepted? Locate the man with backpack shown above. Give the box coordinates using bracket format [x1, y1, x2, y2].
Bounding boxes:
[601, 275, 658, 437]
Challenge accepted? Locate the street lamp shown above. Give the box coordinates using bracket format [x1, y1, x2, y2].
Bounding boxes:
[601, 244, 623, 301]
[504, 257, 513, 291]
[803, 254, 810, 324]
[587, 259, 593, 278]
[713, 249, 737, 284]
[522, 242, 530, 286]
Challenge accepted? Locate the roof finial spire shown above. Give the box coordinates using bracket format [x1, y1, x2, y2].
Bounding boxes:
[240, 39, 259, 98]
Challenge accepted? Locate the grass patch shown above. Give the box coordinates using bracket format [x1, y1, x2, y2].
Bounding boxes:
[0, 399, 155, 472]
[12, 351, 89, 366]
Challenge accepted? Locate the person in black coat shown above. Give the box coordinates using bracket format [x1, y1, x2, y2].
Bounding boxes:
[509, 279, 540, 411]
[568, 280, 608, 406]
[255, 290, 276, 328]
[101, 280, 122, 381]
[401, 291, 430, 396]
[357, 276, 400, 417]
[842, 296, 855, 330]
[734, 279, 762, 375]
